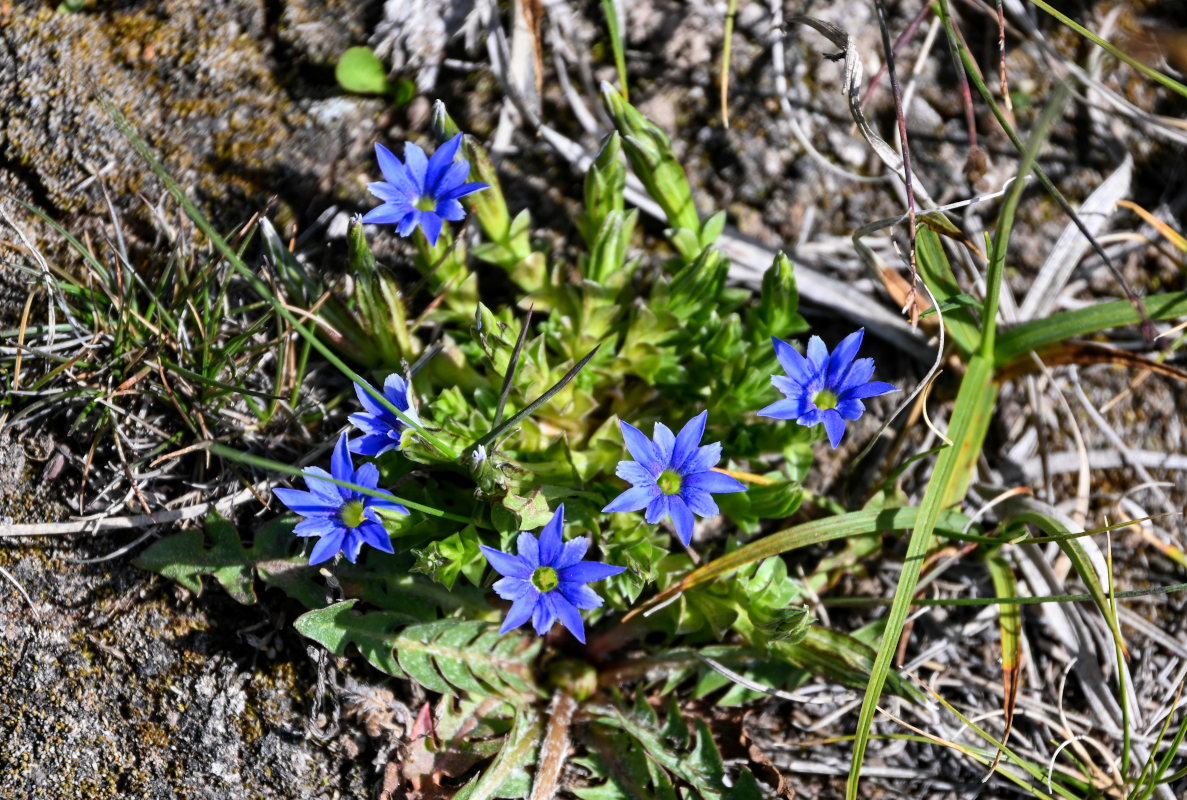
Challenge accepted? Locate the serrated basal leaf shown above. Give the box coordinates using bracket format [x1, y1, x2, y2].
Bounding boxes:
[294, 599, 415, 676]
[135, 511, 267, 604]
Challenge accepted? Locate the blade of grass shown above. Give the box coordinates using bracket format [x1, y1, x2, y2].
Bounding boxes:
[1026, 0, 1187, 99]
[980, 80, 1069, 357]
[600, 0, 629, 101]
[985, 552, 1022, 772]
[475, 343, 600, 450]
[846, 354, 996, 799]
[935, 0, 1155, 344]
[623, 506, 975, 621]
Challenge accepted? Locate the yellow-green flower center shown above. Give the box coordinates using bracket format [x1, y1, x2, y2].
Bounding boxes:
[531, 566, 559, 593]
[813, 389, 838, 411]
[414, 195, 437, 212]
[657, 468, 683, 496]
[339, 500, 366, 529]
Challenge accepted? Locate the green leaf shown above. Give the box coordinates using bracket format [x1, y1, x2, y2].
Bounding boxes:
[295, 607, 542, 699]
[590, 702, 761, 800]
[396, 619, 542, 698]
[453, 708, 542, 800]
[994, 291, 1187, 369]
[847, 354, 996, 798]
[747, 251, 808, 342]
[501, 488, 555, 531]
[915, 225, 980, 358]
[293, 598, 414, 675]
[135, 511, 297, 605]
[336, 46, 392, 96]
[600, 83, 701, 238]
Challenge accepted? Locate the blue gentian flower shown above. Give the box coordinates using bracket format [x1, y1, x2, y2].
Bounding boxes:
[273, 434, 407, 564]
[758, 329, 897, 448]
[479, 504, 624, 643]
[348, 374, 418, 458]
[362, 133, 489, 246]
[602, 411, 746, 547]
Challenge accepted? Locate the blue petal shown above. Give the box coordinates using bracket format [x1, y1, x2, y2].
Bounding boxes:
[402, 141, 429, 193]
[273, 487, 337, 517]
[531, 592, 559, 636]
[425, 133, 463, 191]
[354, 378, 387, 417]
[681, 487, 719, 517]
[797, 407, 825, 428]
[843, 380, 897, 401]
[537, 505, 565, 567]
[757, 397, 804, 420]
[341, 530, 365, 563]
[619, 421, 661, 472]
[682, 469, 747, 495]
[432, 160, 471, 197]
[354, 462, 381, 492]
[357, 520, 394, 553]
[397, 209, 423, 238]
[617, 459, 658, 485]
[438, 180, 490, 201]
[671, 411, 706, 471]
[516, 531, 540, 569]
[652, 422, 676, 467]
[681, 441, 722, 475]
[435, 198, 465, 221]
[822, 409, 847, 448]
[301, 467, 343, 505]
[331, 435, 354, 491]
[559, 561, 625, 584]
[558, 580, 605, 610]
[492, 575, 532, 602]
[419, 212, 444, 247]
[374, 143, 407, 187]
[602, 485, 656, 514]
[500, 590, 539, 634]
[772, 374, 808, 399]
[554, 536, 590, 570]
[347, 412, 386, 436]
[347, 433, 393, 458]
[827, 328, 864, 383]
[368, 179, 415, 204]
[361, 204, 407, 226]
[836, 398, 866, 421]
[805, 335, 829, 382]
[551, 593, 586, 643]
[308, 528, 347, 564]
[293, 516, 340, 538]
[668, 494, 695, 546]
[383, 374, 414, 413]
[480, 545, 533, 579]
[833, 355, 875, 394]
[645, 494, 670, 524]
[370, 498, 408, 516]
[773, 336, 811, 384]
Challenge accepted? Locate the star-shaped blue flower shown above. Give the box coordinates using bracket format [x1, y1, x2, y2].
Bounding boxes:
[479, 504, 624, 643]
[362, 133, 489, 246]
[348, 374, 419, 458]
[602, 411, 746, 547]
[758, 329, 897, 448]
[273, 433, 407, 564]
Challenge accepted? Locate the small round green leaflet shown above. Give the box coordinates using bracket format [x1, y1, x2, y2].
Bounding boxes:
[335, 46, 414, 105]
